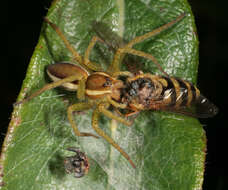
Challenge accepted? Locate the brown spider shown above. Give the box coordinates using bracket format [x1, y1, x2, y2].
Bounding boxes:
[15, 14, 188, 168]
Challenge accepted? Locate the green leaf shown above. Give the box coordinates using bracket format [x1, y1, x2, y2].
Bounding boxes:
[1, 0, 205, 189]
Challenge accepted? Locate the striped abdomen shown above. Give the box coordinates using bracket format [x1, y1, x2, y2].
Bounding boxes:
[157, 76, 200, 108]
[123, 74, 218, 118]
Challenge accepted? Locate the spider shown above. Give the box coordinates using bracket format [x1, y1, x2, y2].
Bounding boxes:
[15, 14, 186, 168]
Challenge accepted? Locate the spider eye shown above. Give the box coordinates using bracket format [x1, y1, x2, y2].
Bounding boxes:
[103, 77, 112, 87]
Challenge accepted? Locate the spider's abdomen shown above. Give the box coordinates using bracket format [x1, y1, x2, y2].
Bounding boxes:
[47, 62, 89, 91]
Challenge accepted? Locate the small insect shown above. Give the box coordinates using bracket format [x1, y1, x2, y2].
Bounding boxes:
[92, 20, 218, 118]
[120, 72, 218, 118]
[64, 147, 89, 178]
[15, 13, 218, 168]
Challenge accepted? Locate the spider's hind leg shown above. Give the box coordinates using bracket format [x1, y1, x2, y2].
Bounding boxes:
[83, 36, 105, 71]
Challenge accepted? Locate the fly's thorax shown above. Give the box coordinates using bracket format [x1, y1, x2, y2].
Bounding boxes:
[47, 62, 89, 91]
[121, 74, 163, 110]
[85, 72, 124, 100]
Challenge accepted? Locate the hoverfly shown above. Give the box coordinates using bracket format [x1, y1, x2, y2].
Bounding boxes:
[119, 73, 218, 118]
[92, 17, 218, 118]
[64, 147, 89, 178]
[15, 13, 218, 169]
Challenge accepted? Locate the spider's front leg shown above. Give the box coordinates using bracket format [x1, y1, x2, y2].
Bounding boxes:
[67, 102, 99, 138]
[108, 13, 185, 75]
[109, 44, 169, 76]
[83, 36, 105, 71]
[44, 18, 102, 72]
[77, 77, 87, 100]
[92, 102, 135, 168]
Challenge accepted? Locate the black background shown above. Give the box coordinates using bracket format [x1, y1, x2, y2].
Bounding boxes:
[5, 1, 227, 189]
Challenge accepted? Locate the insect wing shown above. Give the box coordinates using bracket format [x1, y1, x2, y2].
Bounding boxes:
[191, 94, 218, 118]
[92, 21, 125, 51]
[160, 93, 218, 118]
[92, 21, 144, 73]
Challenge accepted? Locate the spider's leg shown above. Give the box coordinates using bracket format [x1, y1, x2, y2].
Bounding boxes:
[107, 96, 127, 109]
[109, 13, 185, 75]
[92, 104, 135, 168]
[44, 18, 83, 66]
[44, 18, 101, 71]
[112, 71, 133, 78]
[120, 48, 169, 77]
[108, 47, 124, 74]
[99, 102, 132, 126]
[83, 36, 105, 71]
[126, 13, 185, 48]
[14, 75, 80, 105]
[67, 102, 99, 138]
[110, 47, 169, 76]
[77, 77, 87, 100]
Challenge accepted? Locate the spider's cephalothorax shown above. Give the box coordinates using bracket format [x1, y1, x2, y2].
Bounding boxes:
[85, 72, 124, 100]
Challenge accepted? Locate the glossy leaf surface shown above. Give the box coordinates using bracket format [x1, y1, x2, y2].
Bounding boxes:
[1, 0, 206, 189]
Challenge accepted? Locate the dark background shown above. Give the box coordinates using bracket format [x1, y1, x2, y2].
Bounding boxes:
[5, 1, 227, 189]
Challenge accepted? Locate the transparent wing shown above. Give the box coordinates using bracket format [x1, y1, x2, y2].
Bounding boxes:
[159, 91, 218, 118]
[92, 21, 144, 73]
[190, 94, 218, 118]
[92, 21, 126, 51]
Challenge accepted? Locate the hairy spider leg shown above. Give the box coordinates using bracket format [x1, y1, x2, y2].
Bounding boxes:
[126, 13, 185, 48]
[67, 102, 99, 138]
[68, 99, 134, 165]
[44, 18, 102, 72]
[113, 48, 170, 77]
[77, 36, 109, 100]
[77, 77, 87, 100]
[112, 71, 133, 77]
[109, 13, 185, 75]
[14, 75, 80, 105]
[99, 102, 132, 126]
[107, 96, 127, 109]
[83, 36, 105, 66]
[93, 103, 136, 168]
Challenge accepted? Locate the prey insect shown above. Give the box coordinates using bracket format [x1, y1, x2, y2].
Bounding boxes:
[92, 19, 218, 118]
[15, 13, 218, 168]
[64, 147, 89, 178]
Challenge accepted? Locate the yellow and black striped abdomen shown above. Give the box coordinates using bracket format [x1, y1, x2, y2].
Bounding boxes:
[158, 76, 200, 108]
